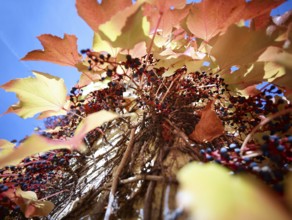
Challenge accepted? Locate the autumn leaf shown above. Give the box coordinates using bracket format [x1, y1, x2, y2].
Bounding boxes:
[0, 135, 74, 168]
[76, 0, 132, 32]
[177, 162, 291, 220]
[0, 71, 68, 119]
[186, 0, 284, 41]
[21, 34, 81, 67]
[0, 111, 118, 169]
[74, 110, 119, 138]
[189, 100, 224, 142]
[210, 25, 277, 69]
[144, 0, 188, 36]
[99, 4, 150, 50]
[2, 187, 54, 218]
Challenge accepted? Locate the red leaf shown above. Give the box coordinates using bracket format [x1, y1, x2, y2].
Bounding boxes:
[186, 0, 284, 41]
[189, 101, 224, 142]
[21, 34, 81, 67]
[76, 0, 132, 31]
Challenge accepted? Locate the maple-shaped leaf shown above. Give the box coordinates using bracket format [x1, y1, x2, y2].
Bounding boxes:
[177, 162, 291, 220]
[21, 34, 81, 67]
[0, 71, 67, 119]
[99, 4, 150, 50]
[189, 101, 224, 142]
[76, 0, 132, 32]
[186, 0, 285, 41]
[2, 187, 54, 218]
[210, 25, 277, 69]
[144, 0, 188, 36]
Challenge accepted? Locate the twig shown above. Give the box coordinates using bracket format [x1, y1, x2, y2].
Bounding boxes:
[240, 107, 292, 156]
[104, 128, 136, 220]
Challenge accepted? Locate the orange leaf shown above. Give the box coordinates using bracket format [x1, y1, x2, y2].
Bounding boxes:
[3, 187, 54, 218]
[21, 34, 81, 67]
[186, 0, 284, 41]
[189, 101, 224, 142]
[76, 0, 132, 31]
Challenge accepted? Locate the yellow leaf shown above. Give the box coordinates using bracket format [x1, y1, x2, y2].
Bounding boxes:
[99, 4, 150, 50]
[211, 25, 276, 69]
[177, 162, 291, 220]
[92, 32, 121, 57]
[0, 135, 74, 168]
[3, 187, 54, 218]
[0, 71, 67, 119]
[74, 110, 119, 137]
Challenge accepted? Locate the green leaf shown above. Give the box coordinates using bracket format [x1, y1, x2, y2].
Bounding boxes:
[177, 162, 291, 220]
[0, 71, 67, 119]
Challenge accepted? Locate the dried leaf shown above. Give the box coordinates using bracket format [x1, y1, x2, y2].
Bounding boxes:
[189, 101, 224, 142]
[2, 187, 54, 218]
[177, 162, 291, 220]
[186, 0, 284, 41]
[21, 34, 81, 67]
[76, 0, 132, 31]
[0, 71, 67, 119]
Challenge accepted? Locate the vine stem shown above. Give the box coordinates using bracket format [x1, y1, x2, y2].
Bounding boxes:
[40, 189, 69, 201]
[240, 107, 292, 156]
[104, 128, 136, 220]
[146, 12, 163, 61]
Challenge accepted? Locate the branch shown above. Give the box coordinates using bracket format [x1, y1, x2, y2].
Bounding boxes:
[104, 128, 136, 220]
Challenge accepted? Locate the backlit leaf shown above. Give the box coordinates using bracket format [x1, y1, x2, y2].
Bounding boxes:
[189, 100, 224, 142]
[177, 162, 291, 220]
[210, 25, 277, 69]
[76, 0, 132, 31]
[186, 0, 284, 41]
[74, 110, 119, 138]
[0, 135, 74, 168]
[2, 187, 54, 218]
[0, 71, 67, 119]
[99, 4, 150, 50]
[21, 34, 81, 67]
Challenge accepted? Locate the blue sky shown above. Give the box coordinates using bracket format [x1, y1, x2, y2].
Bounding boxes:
[0, 0, 291, 142]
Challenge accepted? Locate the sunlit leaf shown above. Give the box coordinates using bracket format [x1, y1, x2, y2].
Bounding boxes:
[74, 110, 119, 138]
[81, 78, 111, 98]
[189, 100, 224, 142]
[211, 25, 277, 69]
[21, 34, 81, 67]
[92, 32, 121, 56]
[2, 187, 54, 218]
[0, 135, 73, 168]
[0, 71, 67, 119]
[99, 4, 150, 50]
[177, 162, 291, 220]
[76, 0, 132, 32]
[186, 0, 284, 41]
